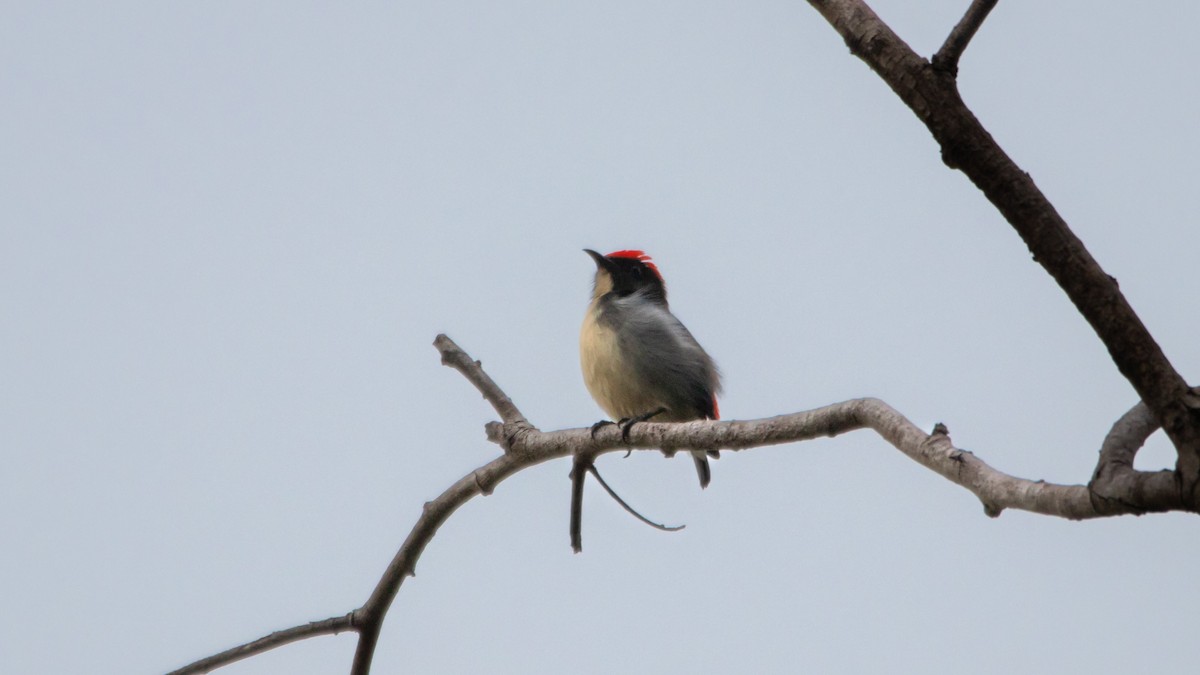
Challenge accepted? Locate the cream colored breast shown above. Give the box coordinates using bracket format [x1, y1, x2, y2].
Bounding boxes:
[579, 302, 657, 419]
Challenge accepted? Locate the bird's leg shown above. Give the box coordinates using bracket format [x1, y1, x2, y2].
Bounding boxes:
[619, 407, 667, 443]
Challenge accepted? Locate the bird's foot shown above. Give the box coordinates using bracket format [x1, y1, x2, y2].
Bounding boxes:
[589, 420, 616, 438]
[618, 407, 667, 443]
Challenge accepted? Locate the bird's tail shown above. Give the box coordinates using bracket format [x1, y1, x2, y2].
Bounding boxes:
[692, 451, 711, 489]
[692, 395, 720, 488]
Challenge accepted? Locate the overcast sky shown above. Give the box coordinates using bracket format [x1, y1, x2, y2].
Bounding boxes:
[4, 2, 1199, 674]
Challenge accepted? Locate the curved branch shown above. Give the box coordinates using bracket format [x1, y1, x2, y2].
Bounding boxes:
[1097, 402, 1160, 469]
[805, 0, 1200, 499]
[1090, 402, 1182, 513]
[174, 336, 1195, 674]
[351, 346, 1194, 671]
[349, 451, 533, 674]
[353, 342, 1197, 671]
[535, 398, 1167, 521]
[166, 614, 357, 675]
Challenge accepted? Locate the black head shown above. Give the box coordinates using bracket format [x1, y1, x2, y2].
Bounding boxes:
[584, 249, 667, 304]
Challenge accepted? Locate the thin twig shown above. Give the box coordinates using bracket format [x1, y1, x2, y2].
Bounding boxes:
[587, 464, 685, 533]
[166, 614, 357, 675]
[933, 0, 999, 75]
[434, 333, 529, 425]
[569, 454, 589, 553]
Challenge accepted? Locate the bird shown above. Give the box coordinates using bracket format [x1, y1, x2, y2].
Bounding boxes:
[579, 248, 722, 488]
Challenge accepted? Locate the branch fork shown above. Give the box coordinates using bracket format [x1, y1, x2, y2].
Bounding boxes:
[932, 0, 1000, 75]
[807, 0, 1200, 500]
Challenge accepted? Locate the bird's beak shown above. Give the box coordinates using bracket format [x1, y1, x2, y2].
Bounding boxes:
[583, 248, 613, 272]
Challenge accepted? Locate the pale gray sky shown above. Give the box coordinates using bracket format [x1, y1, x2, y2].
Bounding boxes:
[3, 2, 1198, 674]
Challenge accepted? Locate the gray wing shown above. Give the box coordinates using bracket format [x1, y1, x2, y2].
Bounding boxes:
[613, 295, 721, 420]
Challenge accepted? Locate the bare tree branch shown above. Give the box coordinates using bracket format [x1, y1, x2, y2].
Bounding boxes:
[171, 336, 1194, 674]
[434, 333, 530, 427]
[805, 0, 1200, 501]
[164, 2, 1199, 671]
[166, 614, 357, 675]
[349, 451, 528, 674]
[1089, 402, 1183, 513]
[567, 398, 1179, 520]
[933, 0, 1000, 75]
[171, 8, 1200, 672]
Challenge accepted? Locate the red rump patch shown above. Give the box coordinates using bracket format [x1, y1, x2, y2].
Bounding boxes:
[606, 249, 662, 281]
[711, 396, 720, 420]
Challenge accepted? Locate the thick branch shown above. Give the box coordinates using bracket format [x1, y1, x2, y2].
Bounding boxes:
[805, 0, 1200, 500]
[932, 0, 999, 75]
[532, 398, 1182, 520]
[166, 614, 357, 675]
